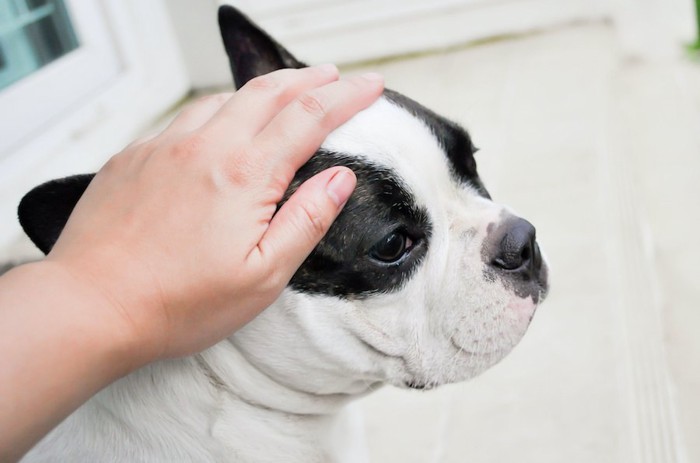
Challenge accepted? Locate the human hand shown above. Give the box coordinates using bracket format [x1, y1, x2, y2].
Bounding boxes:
[42, 65, 384, 364]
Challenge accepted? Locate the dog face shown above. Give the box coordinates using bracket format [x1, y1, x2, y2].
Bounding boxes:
[17, 6, 548, 398]
[217, 7, 549, 394]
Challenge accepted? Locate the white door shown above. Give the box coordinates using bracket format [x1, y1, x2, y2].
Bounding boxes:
[0, 0, 121, 156]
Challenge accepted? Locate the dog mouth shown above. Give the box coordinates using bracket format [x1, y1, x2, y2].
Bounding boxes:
[404, 381, 438, 391]
[449, 338, 506, 358]
[344, 258, 548, 392]
[396, 338, 509, 391]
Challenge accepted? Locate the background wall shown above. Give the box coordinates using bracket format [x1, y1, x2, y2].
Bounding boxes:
[173, 0, 611, 89]
[169, 0, 697, 89]
[3, 0, 697, 253]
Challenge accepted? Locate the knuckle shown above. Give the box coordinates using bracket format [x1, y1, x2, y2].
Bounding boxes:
[242, 71, 301, 107]
[244, 74, 279, 92]
[297, 201, 328, 240]
[169, 133, 209, 160]
[296, 92, 328, 120]
[222, 146, 263, 186]
[268, 169, 295, 197]
[195, 92, 232, 106]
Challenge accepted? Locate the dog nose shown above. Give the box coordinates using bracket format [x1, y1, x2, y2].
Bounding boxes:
[490, 218, 541, 278]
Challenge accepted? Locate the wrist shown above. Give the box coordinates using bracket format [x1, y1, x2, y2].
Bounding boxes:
[0, 260, 149, 459]
[13, 260, 152, 373]
[48, 240, 176, 363]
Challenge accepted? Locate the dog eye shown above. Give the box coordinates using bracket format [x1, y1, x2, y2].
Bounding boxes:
[369, 232, 414, 263]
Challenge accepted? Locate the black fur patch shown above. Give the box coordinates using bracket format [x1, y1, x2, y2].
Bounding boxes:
[283, 150, 432, 298]
[18, 174, 94, 254]
[218, 5, 306, 89]
[383, 89, 490, 198]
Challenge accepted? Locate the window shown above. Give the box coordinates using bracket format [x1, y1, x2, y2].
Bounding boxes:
[0, 0, 189, 250]
[0, 0, 122, 156]
[0, 0, 79, 90]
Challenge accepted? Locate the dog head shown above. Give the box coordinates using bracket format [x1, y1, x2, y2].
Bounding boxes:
[216, 6, 549, 395]
[17, 6, 548, 398]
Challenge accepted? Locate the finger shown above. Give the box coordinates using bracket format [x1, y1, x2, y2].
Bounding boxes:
[252, 166, 356, 278]
[252, 73, 384, 175]
[204, 65, 340, 140]
[161, 93, 234, 136]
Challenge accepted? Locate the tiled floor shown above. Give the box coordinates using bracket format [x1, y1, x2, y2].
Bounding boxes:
[343, 23, 700, 462]
[3, 20, 698, 463]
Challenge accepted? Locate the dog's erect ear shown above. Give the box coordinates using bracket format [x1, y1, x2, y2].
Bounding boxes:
[17, 174, 95, 255]
[218, 5, 306, 89]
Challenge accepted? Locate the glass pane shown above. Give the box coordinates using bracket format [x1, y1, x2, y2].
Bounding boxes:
[0, 0, 79, 90]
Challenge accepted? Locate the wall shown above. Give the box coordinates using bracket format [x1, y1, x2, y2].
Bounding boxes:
[5, 0, 695, 252]
[175, 0, 611, 89]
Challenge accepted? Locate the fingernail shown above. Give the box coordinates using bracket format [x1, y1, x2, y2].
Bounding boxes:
[326, 169, 356, 208]
[317, 63, 339, 75]
[360, 72, 384, 83]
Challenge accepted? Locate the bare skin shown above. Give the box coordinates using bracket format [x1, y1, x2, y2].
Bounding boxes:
[0, 65, 384, 462]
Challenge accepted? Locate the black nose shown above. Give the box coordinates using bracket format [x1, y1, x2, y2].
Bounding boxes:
[490, 218, 541, 278]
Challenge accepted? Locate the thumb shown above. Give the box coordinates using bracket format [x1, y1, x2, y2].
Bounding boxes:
[258, 167, 356, 277]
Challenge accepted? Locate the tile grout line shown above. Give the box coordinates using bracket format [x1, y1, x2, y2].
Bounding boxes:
[429, 387, 455, 463]
[665, 61, 699, 463]
[597, 66, 688, 463]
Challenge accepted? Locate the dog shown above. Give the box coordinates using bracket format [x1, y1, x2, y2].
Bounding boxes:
[19, 6, 548, 462]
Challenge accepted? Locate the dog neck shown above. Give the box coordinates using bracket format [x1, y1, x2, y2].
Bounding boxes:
[27, 341, 367, 462]
[27, 293, 381, 462]
[197, 337, 361, 416]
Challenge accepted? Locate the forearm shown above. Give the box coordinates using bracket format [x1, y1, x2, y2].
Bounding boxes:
[0, 261, 141, 462]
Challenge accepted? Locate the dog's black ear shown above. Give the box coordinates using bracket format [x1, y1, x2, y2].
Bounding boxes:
[218, 5, 307, 89]
[18, 174, 95, 255]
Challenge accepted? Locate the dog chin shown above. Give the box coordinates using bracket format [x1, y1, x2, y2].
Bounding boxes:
[381, 336, 523, 392]
[400, 293, 547, 391]
[395, 351, 507, 392]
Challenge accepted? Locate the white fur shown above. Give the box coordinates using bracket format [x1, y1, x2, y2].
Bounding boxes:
[23, 97, 542, 462]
